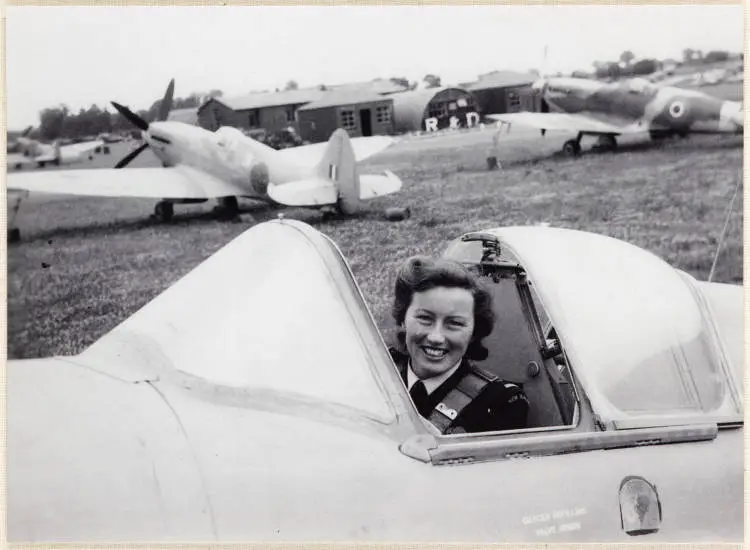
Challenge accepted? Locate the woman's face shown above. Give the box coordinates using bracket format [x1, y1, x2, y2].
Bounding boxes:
[403, 286, 475, 380]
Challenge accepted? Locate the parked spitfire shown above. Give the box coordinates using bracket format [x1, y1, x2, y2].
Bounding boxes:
[487, 76, 743, 157]
[6, 79, 403, 225]
[9, 126, 104, 169]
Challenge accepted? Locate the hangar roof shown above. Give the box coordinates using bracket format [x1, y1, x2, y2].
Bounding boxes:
[465, 70, 537, 91]
[297, 90, 393, 111]
[205, 89, 327, 112]
[328, 78, 409, 95]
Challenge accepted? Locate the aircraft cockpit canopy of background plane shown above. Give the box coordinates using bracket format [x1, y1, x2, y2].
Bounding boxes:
[625, 78, 657, 94]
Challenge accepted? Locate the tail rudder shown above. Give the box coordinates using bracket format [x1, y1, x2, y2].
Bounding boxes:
[316, 129, 360, 215]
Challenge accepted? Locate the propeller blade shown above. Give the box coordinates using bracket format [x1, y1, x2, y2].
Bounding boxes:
[158, 78, 175, 121]
[111, 102, 150, 131]
[115, 142, 149, 169]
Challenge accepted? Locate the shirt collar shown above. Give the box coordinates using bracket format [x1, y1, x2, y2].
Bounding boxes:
[407, 358, 463, 395]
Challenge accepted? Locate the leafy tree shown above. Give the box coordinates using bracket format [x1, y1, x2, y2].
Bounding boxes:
[284, 80, 299, 91]
[630, 59, 658, 76]
[423, 74, 442, 88]
[619, 50, 635, 67]
[704, 50, 729, 63]
[389, 77, 410, 89]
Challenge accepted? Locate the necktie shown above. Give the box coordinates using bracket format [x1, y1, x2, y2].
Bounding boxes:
[409, 380, 430, 417]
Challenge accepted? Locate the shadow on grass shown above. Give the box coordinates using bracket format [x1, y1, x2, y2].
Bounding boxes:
[9, 200, 407, 245]
[463, 134, 743, 173]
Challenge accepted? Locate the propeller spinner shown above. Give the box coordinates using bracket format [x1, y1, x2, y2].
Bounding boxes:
[112, 78, 175, 169]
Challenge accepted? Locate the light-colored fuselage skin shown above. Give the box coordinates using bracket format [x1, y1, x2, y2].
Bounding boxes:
[537, 77, 743, 135]
[142, 121, 314, 202]
[7, 354, 742, 543]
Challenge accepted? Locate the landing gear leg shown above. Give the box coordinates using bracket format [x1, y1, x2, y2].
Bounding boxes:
[562, 132, 583, 157]
[154, 201, 174, 223]
[320, 206, 339, 222]
[595, 134, 618, 152]
[217, 197, 240, 221]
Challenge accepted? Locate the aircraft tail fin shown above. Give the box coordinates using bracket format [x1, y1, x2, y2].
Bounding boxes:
[316, 129, 360, 215]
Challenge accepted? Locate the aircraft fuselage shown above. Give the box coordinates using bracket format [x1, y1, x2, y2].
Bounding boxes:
[143, 122, 312, 201]
[540, 77, 742, 135]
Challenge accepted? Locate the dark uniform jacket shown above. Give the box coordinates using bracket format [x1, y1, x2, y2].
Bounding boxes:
[389, 347, 529, 434]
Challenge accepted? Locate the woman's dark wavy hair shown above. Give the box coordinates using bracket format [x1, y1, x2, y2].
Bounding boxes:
[391, 255, 495, 361]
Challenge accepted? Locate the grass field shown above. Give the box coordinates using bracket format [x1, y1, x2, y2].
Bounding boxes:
[7, 111, 744, 360]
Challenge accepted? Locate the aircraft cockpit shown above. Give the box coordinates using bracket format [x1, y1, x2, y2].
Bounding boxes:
[442, 226, 742, 436]
[625, 78, 656, 95]
[442, 232, 579, 430]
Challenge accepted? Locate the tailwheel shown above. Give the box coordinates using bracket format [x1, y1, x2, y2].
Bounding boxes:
[154, 201, 174, 223]
[320, 206, 339, 222]
[561, 139, 582, 158]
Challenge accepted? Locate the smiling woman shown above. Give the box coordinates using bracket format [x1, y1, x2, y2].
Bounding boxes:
[388, 255, 530, 435]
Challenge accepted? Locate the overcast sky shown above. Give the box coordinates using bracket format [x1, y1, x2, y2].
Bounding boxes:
[6, 4, 744, 130]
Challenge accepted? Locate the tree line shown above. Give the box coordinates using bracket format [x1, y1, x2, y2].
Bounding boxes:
[27, 89, 224, 142]
[590, 49, 740, 80]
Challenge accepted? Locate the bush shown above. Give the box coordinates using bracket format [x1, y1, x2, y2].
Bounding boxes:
[704, 50, 730, 64]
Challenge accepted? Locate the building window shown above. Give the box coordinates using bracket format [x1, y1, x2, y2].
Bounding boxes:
[375, 105, 391, 124]
[247, 110, 259, 128]
[457, 98, 468, 108]
[508, 91, 521, 109]
[285, 106, 296, 123]
[340, 109, 356, 130]
[427, 103, 448, 119]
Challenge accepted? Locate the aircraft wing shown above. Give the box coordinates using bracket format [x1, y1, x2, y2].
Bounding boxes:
[486, 112, 642, 135]
[6, 165, 243, 199]
[275, 135, 398, 167]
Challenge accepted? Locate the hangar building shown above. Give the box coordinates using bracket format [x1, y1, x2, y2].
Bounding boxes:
[197, 89, 326, 133]
[296, 90, 395, 143]
[390, 87, 481, 133]
[464, 71, 537, 116]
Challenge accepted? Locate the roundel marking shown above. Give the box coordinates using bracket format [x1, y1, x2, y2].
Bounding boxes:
[669, 100, 686, 118]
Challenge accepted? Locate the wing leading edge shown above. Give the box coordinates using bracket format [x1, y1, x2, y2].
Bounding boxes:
[486, 112, 643, 135]
[6, 165, 243, 200]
